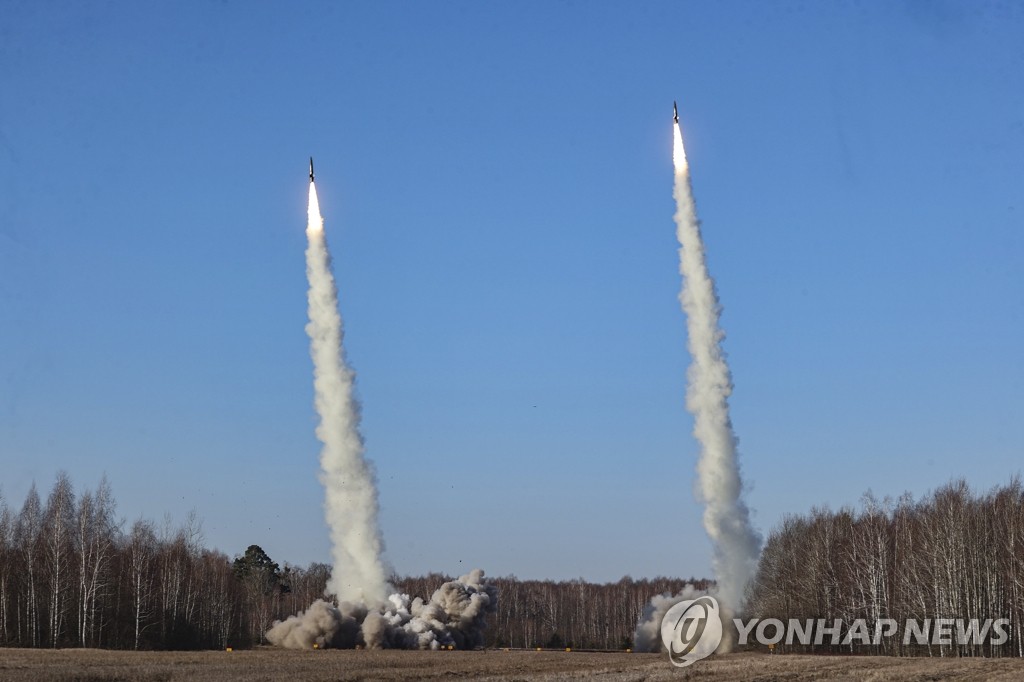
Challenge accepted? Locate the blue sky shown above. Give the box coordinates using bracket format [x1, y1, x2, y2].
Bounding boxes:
[2, 1, 1021, 582]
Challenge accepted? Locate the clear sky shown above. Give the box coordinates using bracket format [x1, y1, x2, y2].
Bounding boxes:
[2, 1, 1021, 583]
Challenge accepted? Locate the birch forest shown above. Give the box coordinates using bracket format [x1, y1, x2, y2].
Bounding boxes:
[3, 472, 1021, 655]
[0, 472, 699, 650]
[748, 478, 1024, 657]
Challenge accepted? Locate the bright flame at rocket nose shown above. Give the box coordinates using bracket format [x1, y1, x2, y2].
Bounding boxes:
[673, 122, 688, 174]
[307, 182, 323, 233]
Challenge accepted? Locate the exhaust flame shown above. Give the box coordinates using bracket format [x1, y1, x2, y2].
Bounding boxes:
[636, 116, 761, 653]
[307, 182, 323, 233]
[673, 123, 688, 174]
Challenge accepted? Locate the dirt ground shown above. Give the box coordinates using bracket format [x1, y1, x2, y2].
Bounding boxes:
[2, 647, 1023, 681]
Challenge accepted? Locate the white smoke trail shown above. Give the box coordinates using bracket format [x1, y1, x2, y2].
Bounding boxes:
[671, 119, 760, 615]
[305, 181, 390, 605]
[271, 179, 500, 651]
[635, 114, 761, 652]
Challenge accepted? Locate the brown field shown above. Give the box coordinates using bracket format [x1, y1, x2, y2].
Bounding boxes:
[2, 647, 1024, 681]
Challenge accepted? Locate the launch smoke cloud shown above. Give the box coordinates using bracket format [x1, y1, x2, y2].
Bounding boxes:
[267, 569, 498, 650]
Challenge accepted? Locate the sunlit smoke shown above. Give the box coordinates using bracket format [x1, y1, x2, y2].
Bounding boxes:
[269, 175, 498, 651]
[267, 570, 498, 650]
[635, 115, 761, 653]
[305, 181, 390, 605]
[672, 120, 760, 616]
[672, 118, 760, 624]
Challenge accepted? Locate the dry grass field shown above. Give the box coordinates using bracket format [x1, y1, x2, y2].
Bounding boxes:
[2, 647, 1024, 681]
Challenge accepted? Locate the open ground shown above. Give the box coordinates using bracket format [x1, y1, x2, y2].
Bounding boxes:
[2, 648, 1024, 681]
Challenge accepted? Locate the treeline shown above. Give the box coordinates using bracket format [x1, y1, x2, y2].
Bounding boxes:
[748, 478, 1024, 658]
[0, 472, 702, 650]
[0, 473, 251, 649]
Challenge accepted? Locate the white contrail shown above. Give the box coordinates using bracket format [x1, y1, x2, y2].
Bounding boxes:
[268, 178, 500, 650]
[671, 120, 761, 615]
[305, 181, 390, 605]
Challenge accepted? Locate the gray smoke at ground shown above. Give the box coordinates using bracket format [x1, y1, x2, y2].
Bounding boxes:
[634, 115, 761, 653]
[304, 181, 390, 605]
[633, 585, 706, 653]
[266, 569, 498, 650]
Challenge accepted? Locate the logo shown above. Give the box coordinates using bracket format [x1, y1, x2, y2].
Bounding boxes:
[733, 617, 1011, 647]
[660, 595, 722, 667]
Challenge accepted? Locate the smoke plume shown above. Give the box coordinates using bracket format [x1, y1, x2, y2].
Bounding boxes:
[268, 178, 498, 650]
[267, 570, 498, 650]
[635, 114, 761, 652]
[304, 181, 390, 605]
[672, 117, 761, 613]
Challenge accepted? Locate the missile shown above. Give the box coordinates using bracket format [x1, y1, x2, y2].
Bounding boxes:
[309, 156, 315, 182]
[673, 101, 679, 124]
